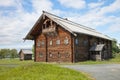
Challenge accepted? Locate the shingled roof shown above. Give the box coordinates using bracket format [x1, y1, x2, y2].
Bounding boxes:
[25, 11, 112, 40]
[19, 49, 33, 54]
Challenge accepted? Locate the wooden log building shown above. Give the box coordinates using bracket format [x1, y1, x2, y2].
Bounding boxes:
[24, 11, 112, 62]
[19, 49, 33, 60]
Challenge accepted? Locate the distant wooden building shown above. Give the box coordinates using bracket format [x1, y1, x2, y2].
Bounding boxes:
[19, 49, 32, 60]
[24, 11, 112, 62]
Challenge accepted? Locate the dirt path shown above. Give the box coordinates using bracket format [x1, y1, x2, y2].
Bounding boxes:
[63, 64, 120, 80]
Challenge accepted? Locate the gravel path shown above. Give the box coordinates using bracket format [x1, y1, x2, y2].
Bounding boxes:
[63, 64, 120, 80]
[0, 64, 18, 67]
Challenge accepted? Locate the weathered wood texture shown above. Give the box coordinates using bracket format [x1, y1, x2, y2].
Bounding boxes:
[34, 18, 112, 62]
[19, 51, 32, 60]
[35, 24, 72, 62]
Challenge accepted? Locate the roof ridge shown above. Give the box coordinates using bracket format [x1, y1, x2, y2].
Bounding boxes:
[43, 11, 111, 39]
[43, 10, 66, 21]
[54, 18, 99, 32]
[21, 49, 32, 50]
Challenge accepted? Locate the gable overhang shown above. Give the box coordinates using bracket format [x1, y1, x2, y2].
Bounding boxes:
[24, 11, 112, 41]
[24, 14, 44, 40]
[24, 12, 77, 40]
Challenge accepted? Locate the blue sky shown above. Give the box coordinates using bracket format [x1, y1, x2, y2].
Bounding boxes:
[0, 0, 120, 50]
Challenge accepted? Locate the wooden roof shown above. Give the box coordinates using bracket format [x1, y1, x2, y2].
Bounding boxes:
[24, 11, 112, 40]
[89, 44, 105, 51]
[19, 49, 33, 54]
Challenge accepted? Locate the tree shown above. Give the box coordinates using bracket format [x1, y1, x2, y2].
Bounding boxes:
[10, 49, 18, 59]
[0, 49, 8, 59]
[0, 49, 18, 59]
[112, 39, 119, 54]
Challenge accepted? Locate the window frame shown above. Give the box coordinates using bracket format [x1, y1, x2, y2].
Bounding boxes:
[64, 37, 69, 45]
[56, 39, 60, 45]
[49, 52, 52, 58]
[37, 40, 41, 47]
[39, 53, 43, 57]
[49, 40, 53, 46]
[75, 38, 79, 45]
[58, 52, 61, 58]
[41, 41, 45, 47]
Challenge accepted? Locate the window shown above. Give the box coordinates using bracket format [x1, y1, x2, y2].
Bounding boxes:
[41, 41, 45, 46]
[58, 52, 61, 58]
[64, 37, 69, 45]
[75, 38, 78, 45]
[65, 52, 70, 58]
[43, 24, 45, 29]
[49, 40, 52, 46]
[49, 52, 52, 58]
[93, 42, 97, 46]
[37, 41, 40, 47]
[56, 39, 60, 45]
[46, 21, 50, 28]
[83, 40, 88, 46]
[39, 53, 43, 57]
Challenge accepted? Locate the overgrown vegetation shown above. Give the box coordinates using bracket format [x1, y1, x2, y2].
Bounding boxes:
[0, 49, 18, 59]
[112, 39, 120, 54]
[0, 60, 92, 80]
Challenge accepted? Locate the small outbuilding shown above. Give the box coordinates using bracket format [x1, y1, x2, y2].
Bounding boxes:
[89, 44, 106, 61]
[19, 49, 33, 60]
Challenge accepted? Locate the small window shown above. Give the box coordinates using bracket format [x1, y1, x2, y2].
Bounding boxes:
[37, 41, 40, 47]
[49, 40, 52, 46]
[75, 38, 78, 45]
[93, 42, 97, 46]
[49, 52, 52, 58]
[39, 53, 43, 57]
[65, 52, 70, 58]
[43, 24, 45, 29]
[58, 52, 61, 58]
[64, 37, 69, 45]
[83, 40, 88, 46]
[41, 41, 45, 46]
[56, 39, 60, 45]
[46, 21, 50, 28]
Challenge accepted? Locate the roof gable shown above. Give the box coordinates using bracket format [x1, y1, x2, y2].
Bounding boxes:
[25, 11, 112, 40]
[19, 49, 33, 54]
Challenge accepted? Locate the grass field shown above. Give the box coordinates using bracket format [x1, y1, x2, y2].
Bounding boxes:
[0, 59, 93, 80]
[0, 53, 120, 80]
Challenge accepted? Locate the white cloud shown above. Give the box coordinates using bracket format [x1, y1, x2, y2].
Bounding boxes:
[108, 23, 120, 33]
[0, 0, 15, 6]
[31, 0, 63, 16]
[0, 0, 63, 49]
[99, 0, 120, 15]
[0, 0, 120, 49]
[58, 0, 86, 9]
[62, 0, 120, 32]
[32, 0, 53, 14]
[88, 1, 104, 9]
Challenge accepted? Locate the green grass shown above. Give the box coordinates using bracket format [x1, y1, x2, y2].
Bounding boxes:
[1, 53, 120, 80]
[0, 59, 93, 80]
[0, 58, 34, 65]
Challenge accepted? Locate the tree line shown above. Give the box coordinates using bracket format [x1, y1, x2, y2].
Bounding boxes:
[0, 49, 18, 59]
[112, 39, 120, 55]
